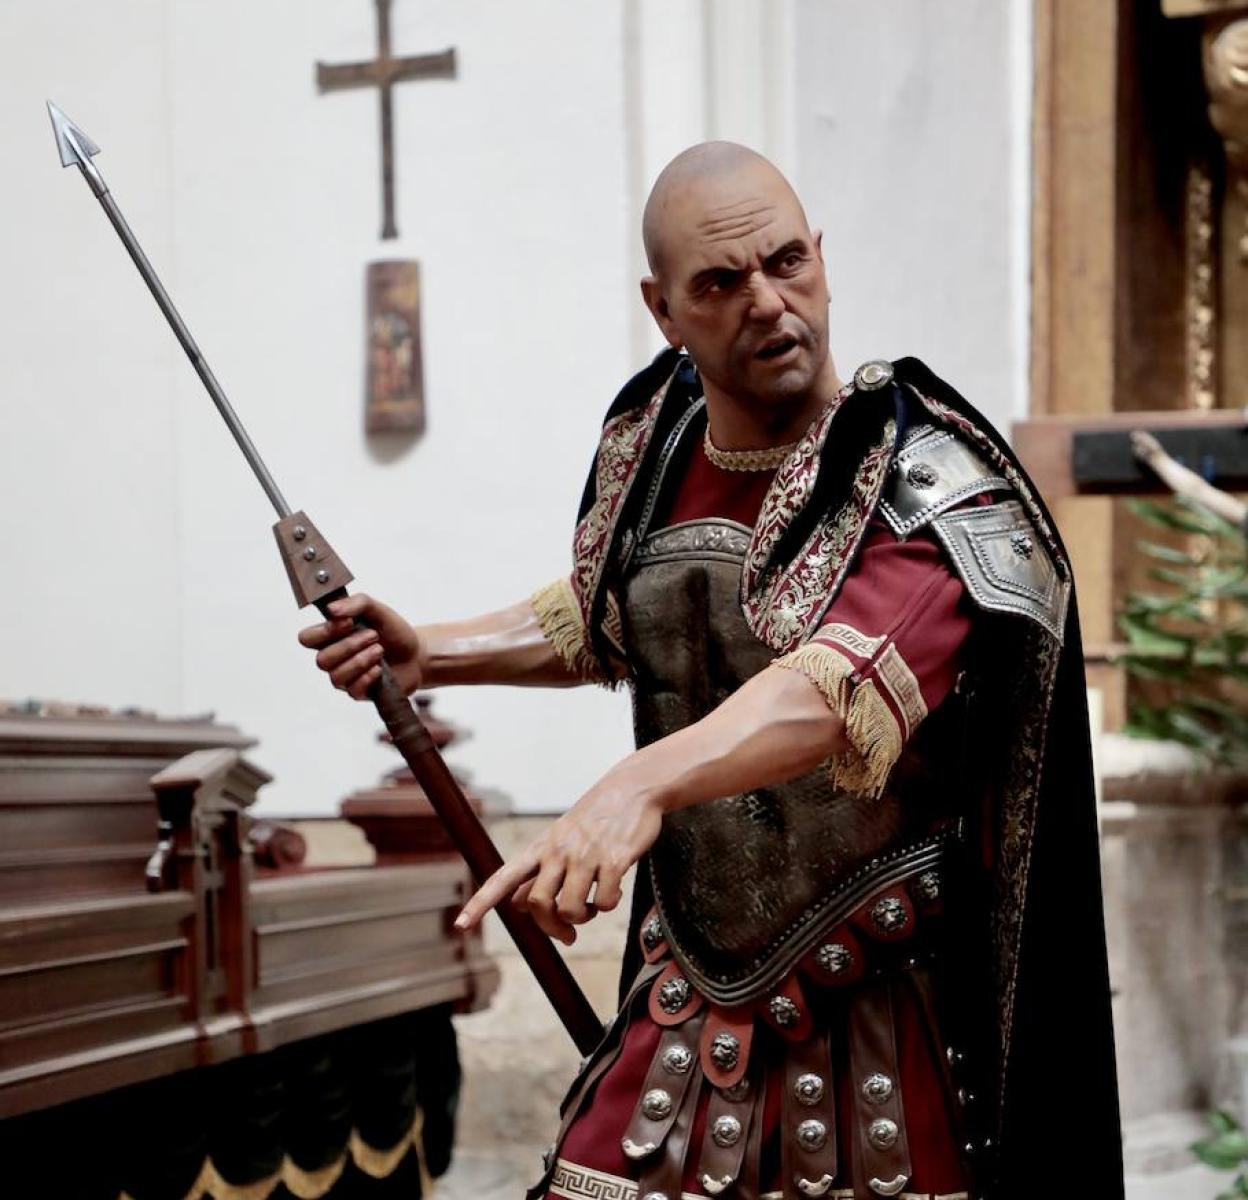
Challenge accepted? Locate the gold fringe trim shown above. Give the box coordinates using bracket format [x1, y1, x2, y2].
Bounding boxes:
[773, 642, 903, 798]
[531, 576, 623, 687]
[120, 1110, 432, 1200]
[837, 677, 903, 798]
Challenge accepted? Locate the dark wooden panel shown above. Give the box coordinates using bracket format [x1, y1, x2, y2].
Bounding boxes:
[0, 716, 498, 1121]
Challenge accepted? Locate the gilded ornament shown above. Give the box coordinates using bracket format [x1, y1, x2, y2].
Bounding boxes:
[815, 942, 854, 975]
[868, 1117, 899, 1149]
[709, 1031, 741, 1071]
[657, 975, 691, 1014]
[914, 870, 942, 906]
[794, 1072, 825, 1106]
[704, 426, 798, 473]
[796, 1118, 828, 1151]
[862, 1072, 895, 1105]
[769, 994, 801, 1027]
[854, 360, 894, 391]
[870, 896, 908, 934]
[711, 1114, 743, 1148]
[642, 1088, 673, 1120]
[661, 1044, 692, 1075]
[905, 462, 938, 489]
[1010, 530, 1034, 559]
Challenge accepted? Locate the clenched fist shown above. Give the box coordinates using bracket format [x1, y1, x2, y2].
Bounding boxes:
[297, 593, 424, 699]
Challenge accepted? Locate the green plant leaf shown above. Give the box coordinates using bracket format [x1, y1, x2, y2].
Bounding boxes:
[1139, 540, 1204, 565]
[1191, 1134, 1248, 1169]
[1119, 614, 1194, 655]
[1211, 1108, 1244, 1135]
[1128, 502, 1221, 535]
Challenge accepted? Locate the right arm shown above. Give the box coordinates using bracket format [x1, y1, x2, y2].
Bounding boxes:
[297, 579, 616, 699]
[1132, 429, 1248, 527]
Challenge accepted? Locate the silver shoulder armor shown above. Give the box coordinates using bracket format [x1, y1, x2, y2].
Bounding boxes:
[881, 424, 1069, 643]
[880, 424, 1010, 538]
[929, 500, 1070, 643]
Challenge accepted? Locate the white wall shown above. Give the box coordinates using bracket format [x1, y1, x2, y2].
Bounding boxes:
[0, 0, 1030, 816]
[792, 0, 1031, 433]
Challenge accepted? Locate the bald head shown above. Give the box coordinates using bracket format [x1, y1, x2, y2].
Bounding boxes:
[641, 141, 808, 277]
[637, 140, 833, 411]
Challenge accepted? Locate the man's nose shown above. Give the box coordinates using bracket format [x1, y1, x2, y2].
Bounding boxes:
[746, 271, 786, 321]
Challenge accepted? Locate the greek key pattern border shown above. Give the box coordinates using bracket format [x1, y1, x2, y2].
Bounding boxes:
[549, 1159, 967, 1200]
[874, 642, 928, 739]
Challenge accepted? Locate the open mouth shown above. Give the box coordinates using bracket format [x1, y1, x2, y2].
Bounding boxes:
[755, 335, 800, 361]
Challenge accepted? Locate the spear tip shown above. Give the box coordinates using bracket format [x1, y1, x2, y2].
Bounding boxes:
[47, 101, 100, 168]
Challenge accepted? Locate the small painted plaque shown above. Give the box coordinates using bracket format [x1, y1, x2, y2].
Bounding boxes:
[365, 259, 425, 435]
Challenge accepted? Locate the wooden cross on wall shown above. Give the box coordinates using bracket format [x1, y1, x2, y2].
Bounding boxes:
[317, 0, 456, 240]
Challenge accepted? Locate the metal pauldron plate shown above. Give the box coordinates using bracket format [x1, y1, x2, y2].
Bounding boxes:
[929, 498, 1070, 643]
[879, 423, 1010, 538]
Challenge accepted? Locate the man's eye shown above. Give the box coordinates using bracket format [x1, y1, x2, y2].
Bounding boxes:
[708, 272, 738, 291]
[779, 252, 806, 271]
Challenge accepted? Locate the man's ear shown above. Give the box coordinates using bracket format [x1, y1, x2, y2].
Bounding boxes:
[640, 276, 682, 350]
[812, 229, 825, 263]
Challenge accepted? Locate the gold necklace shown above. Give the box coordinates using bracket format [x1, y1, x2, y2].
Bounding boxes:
[703, 425, 798, 472]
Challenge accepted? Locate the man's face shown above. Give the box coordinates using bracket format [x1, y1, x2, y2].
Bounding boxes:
[644, 165, 830, 407]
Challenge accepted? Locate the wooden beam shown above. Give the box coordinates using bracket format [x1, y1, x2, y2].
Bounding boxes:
[1013, 408, 1248, 498]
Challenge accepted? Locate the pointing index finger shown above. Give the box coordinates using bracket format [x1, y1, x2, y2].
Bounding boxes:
[454, 854, 539, 931]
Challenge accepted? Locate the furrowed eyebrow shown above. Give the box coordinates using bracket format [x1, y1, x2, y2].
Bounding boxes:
[764, 239, 807, 268]
[690, 264, 745, 290]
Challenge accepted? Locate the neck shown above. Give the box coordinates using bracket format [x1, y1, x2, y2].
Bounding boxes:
[702, 354, 844, 450]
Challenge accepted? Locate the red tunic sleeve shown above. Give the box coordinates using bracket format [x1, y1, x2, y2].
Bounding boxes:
[775, 514, 974, 796]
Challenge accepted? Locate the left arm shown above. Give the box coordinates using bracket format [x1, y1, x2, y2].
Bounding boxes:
[454, 665, 846, 944]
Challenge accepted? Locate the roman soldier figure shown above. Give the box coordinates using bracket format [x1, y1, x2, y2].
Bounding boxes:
[301, 142, 1122, 1199]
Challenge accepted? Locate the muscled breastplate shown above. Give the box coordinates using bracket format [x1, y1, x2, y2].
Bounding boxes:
[621, 482, 965, 1008]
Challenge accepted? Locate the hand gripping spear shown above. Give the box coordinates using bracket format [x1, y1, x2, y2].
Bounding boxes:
[47, 101, 604, 1056]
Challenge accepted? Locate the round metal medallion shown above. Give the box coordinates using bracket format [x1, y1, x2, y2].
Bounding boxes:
[1010, 530, 1035, 559]
[661, 1044, 692, 1075]
[769, 995, 801, 1028]
[870, 896, 908, 935]
[641, 915, 664, 951]
[905, 461, 939, 489]
[711, 1115, 743, 1148]
[862, 1072, 894, 1105]
[854, 360, 894, 391]
[868, 1118, 899, 1150]
[814, 942, 854, 976]
[657, 975, 691, 1014]
[947, 1045, 965, 1067]
[642, 1088, 673, 1121]
[914, 870, 942, 906]
[709, 1031, 741, 1072]
[794, 1072, 825, 1107]
[643, 1192, 669, 1200]
[796, 1118, 828, 1152]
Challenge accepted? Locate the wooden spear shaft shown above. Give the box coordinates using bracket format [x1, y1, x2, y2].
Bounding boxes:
[49, 101, 604, 1056]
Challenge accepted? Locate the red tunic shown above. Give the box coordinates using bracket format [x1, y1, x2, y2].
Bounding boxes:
[544, 437, 977, 1200]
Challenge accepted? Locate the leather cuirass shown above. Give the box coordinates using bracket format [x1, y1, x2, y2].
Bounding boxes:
[622, 501, 966, 1007]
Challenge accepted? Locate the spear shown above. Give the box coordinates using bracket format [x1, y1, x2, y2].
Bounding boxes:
[47, 100, 603, 1056]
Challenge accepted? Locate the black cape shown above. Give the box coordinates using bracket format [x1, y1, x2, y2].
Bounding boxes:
[579, 350, 1124, 1199]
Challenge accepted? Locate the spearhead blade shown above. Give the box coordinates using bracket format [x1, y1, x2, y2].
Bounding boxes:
[47, 101, 101, 168]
